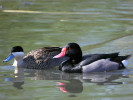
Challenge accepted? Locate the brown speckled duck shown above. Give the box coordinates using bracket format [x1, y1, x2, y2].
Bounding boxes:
[3, 46, 68, 69]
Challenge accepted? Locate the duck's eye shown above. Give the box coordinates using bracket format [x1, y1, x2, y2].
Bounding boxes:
[69, 47, 71, 50]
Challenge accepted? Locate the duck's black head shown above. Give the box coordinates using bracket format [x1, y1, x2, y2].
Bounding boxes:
[54, 43, 82, 64]
[3, 46, 24, 62]
[11, 46, 24, 53]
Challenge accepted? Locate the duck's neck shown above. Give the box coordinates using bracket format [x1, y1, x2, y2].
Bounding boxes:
[71, 56, 82, 64]
[13, 59, 24, 67]
[70, 51, 82, 64]
[12, 52, 24, 67]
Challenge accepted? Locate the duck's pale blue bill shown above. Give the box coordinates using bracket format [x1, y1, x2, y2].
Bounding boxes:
[3, 54, 14, 62]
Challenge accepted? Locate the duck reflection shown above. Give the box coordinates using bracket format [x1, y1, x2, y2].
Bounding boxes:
[5, 66, 129, 92]
[56, 79, 83, 93]
[56, 71, 129, 93]
[5, 66, 24, 89]
[26, 69, 129, 93]
[81, 72, 129, 85]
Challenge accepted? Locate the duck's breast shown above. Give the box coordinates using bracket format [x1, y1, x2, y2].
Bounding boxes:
[82, 59, 119, 73]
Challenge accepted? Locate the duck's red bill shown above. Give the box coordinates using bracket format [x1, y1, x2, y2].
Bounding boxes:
[53, 47, 66, 58]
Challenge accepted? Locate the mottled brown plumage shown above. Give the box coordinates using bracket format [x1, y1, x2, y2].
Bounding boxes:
[3, 46, 69, 69]
[23, 47, 66, 69]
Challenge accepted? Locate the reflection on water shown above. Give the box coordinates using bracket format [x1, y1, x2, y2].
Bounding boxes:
[56, 80, 83, 93]
[5, 67, 24, 89]
[4, 66, 130, 93]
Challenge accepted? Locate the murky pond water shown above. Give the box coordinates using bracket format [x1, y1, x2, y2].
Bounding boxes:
[0, 0, 133, 100]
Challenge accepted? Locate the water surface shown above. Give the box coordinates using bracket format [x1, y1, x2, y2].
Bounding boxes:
[0, 0, 133, 100]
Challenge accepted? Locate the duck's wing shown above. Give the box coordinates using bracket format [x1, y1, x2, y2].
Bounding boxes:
[111, 54, 132, 62]
[23, 47, 63, 69]
[80, 53, 119, 67]
[27, 47, 61, 60]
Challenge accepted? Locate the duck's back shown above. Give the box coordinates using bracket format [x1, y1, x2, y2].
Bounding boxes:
[23, 47, 67, 69]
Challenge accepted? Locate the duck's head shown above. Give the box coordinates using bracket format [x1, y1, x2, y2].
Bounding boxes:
[54, 43, 82, 64]
[3, 46, 24, 62]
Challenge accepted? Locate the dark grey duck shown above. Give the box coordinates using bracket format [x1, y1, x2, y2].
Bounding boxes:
[53, 43, 132, 73]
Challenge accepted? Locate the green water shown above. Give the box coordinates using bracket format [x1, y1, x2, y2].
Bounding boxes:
[0, 0, 133, 100]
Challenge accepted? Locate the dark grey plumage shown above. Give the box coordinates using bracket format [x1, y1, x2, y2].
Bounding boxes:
[54, 43, 132, 73]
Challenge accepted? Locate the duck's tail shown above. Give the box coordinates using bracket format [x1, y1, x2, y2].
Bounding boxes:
[110, 54, 132, 69]
[116, 54, 132, 69]
[121, 54, 132, 67]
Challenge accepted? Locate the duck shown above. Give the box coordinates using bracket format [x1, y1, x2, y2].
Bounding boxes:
[3, 46, 69, 69]
[53, 43, 131, 73]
